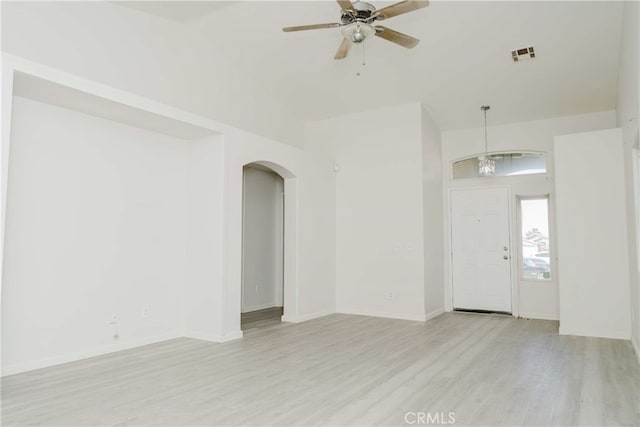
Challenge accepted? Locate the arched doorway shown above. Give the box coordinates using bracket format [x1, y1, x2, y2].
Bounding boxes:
[241, 163, 285, 330]
[223, 159, 298, 339]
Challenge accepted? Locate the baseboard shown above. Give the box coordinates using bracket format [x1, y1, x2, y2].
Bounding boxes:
[632, 335, 640, 366]
[219, 330, 243, 342]
[183, 330, 243, 343]
[337, 308, 426, 322]
[519, 311, 559, 321]
[241, 303, 279, 313]
[1, 331, 182, 377]
[3, 328, 247, 377]
[559, 326, 630, 340]
[281, 310, 333, 323]
[425, 308, 445, 321]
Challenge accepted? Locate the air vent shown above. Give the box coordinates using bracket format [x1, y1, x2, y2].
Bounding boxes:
[511, 46, 535, 62]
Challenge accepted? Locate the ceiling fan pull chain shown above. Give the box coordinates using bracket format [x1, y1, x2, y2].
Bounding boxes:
[362, 40, 366, 67]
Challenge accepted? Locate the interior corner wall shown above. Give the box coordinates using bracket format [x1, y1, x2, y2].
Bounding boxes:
[615, 0, 640, 358]
[0, 61, 14, 367]
[2, 97, 187, 375]
[421, 106, 444, 318]
[241, 167, 284, 313]
[554, 128, 631, 339]
[184, 136, 225, 341]
[304, 103, 426, 321]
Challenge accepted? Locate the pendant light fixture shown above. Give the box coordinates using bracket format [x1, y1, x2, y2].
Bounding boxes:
[478, 105, 495, 177]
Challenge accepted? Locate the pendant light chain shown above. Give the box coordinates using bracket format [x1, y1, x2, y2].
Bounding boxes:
[478, 105, 495, 177]
[484, 107, 488, 155]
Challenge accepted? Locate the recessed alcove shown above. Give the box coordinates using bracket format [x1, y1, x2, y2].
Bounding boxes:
[1, 65, 223, 375]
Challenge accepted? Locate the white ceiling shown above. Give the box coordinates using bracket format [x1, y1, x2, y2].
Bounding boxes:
[114, 1, 234, 22]
[2, 1, 624, 138]
[123, 0, 624, 131]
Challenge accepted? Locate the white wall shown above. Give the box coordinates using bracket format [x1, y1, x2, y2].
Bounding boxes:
[1, 58, 338, 373]
[222, 130, 336, 336]
[615, 0, 640, 359]
[305, 103, 427, 321]
[241, 167, 284, 313]
[442, 111, 617, 320]
[184, 136, 225, 341]
[2, 97, 187, 374]
[421, 107, 445, 318]
[554, 128, 631, 339]
[0, 1, 303, 146]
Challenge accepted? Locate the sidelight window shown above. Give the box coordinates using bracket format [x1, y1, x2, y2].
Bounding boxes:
[519, 197, 551, 281]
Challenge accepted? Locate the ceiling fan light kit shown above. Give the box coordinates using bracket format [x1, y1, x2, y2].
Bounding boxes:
[282, 0, 429, 61]
[342, 22, 376, 44]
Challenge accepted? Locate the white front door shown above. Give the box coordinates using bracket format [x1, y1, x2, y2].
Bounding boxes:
[451, 188, 512, 313]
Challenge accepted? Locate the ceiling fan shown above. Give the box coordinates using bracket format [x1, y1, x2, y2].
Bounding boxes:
[282, 0, 429, 60]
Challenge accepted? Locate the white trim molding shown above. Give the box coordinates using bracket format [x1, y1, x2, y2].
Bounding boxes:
[183, 330, 244, 343]
[218, 331, 244, 343]
[3, 330, 246, 377]
[1, 332, 183, 377]
[519, 312, 559, 321]
[425, 308, 445, 321]
[281, 310, 333, 324]
[559, 327, 630, 340]
[337, 308, 427, 322]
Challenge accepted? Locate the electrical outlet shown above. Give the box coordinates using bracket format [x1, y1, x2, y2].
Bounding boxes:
[386, 292, 394, 300]
[142, 307, 150, 318]
[393, 243, 401, 251]
[109, 313, 118, 325]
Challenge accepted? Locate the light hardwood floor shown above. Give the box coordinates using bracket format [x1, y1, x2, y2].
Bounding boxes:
[241, 307, 283, 331]
[2, 313, 638, 426]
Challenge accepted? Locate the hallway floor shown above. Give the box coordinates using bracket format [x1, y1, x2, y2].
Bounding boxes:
[241, 306, 283, 331]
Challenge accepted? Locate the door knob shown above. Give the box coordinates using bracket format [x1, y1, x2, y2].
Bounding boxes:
[503, 255, 509, 260]
[503, 246, 508, 251]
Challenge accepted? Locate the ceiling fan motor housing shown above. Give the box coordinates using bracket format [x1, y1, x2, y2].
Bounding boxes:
[341, 2, 377, 24]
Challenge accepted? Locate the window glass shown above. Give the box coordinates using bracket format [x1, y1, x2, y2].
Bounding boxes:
[520, 197, 551, 281]
[452, 152, 546, 179]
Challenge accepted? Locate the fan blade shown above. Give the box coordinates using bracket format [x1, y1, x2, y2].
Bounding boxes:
[282, 23, 341, 32]
[334, 38, 351, 60]
[374, 0, 429, 20]
[374, 26, 419, 48]
[336, 0, 355, 13]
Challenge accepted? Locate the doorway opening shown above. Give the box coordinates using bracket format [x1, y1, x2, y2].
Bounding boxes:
[241, 163, 285, 331]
